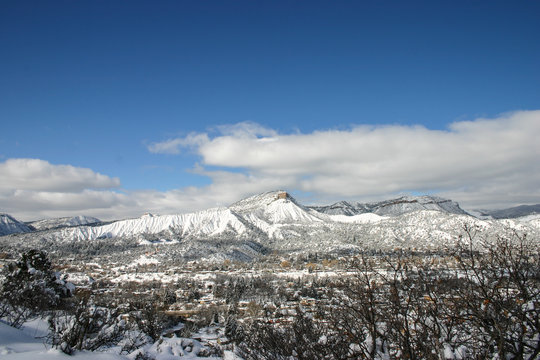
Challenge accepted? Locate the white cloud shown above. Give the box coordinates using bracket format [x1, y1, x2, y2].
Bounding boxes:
[147, 133, 209, 154]
[0, 159, 120, 192]
[0, 158, 274, 221]
[2, 111, 539, 221]
[147, 138, 185, 154]
[0, 159, 126, 221]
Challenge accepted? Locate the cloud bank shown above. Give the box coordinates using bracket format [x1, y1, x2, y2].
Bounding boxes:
[150, 111, 540, 209]
[1, 111, 539, 220]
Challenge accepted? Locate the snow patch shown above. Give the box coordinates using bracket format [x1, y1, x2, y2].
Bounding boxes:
[329, 213, 387, 224]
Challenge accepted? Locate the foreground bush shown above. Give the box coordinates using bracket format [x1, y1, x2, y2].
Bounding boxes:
[48, 295, 127, 355]
[0, 249, 72, 327]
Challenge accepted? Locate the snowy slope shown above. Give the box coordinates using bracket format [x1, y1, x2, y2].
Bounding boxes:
[229, 191, 329, 240]
[509, 214, 540, 231]
[62, 208, 248, 241]
[0, 214, 32, 236]
[0, 320, 230, 360]
[355, 210, 490, 249]
[0, 319, 123, 359]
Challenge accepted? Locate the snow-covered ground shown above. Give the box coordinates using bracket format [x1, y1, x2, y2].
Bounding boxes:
[328, 213, 387, 223]
[0, 319, 123, 359]
[0, 320, 240, 360]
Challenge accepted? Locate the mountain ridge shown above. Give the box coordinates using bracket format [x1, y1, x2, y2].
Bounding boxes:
[27, 215, 102, 231]
[309, 195, 468, 217]
[2, 191, 539, 262]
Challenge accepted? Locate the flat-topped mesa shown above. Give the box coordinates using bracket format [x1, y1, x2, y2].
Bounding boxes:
[276, 191, 288, 200]
[229, 190, 294, 212]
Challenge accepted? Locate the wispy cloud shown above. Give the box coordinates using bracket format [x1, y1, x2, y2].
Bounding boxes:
[146, 122, 277, 155]
[147, 133, 209, 154]
[214, 121, 278, 138]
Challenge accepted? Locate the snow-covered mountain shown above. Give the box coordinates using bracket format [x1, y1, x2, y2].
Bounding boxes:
[28, 215, 102, 231]
[309, 195, 468, 217]
[2, 191, 539, 261]
[229, 191, 325, 223]
[228, 191, 329, 239]
[45, 191, 539, 244]
[54, 191, 328, 242]
[0, 214, 32, 236]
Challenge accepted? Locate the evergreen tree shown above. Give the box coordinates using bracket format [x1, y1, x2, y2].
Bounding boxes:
[0, 249, 72, 327]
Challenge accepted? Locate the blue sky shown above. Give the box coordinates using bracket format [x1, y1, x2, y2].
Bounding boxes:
[1, 1, 539, 220]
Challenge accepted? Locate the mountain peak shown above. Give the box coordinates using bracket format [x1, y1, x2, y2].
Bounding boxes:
[229, 190, 325, 225]
[229, 190, 296, 212]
